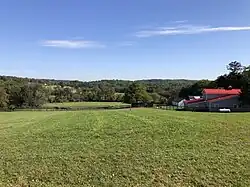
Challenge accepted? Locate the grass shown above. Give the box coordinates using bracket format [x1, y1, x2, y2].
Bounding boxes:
[0, 109, 249, 186]
[43, 101, 130, 108]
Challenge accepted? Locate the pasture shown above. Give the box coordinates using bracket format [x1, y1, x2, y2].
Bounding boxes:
[43, 101, 130, 108]
[0, 109, 249, 186]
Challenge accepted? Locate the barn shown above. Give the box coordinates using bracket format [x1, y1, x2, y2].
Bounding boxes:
[184, 88, 241, 111]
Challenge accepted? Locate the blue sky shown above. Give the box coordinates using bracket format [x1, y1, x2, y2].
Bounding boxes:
[1, 0, 250, 81]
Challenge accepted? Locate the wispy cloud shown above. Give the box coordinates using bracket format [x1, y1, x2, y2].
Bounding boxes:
[172, 20, 188, 23]
[41, 40, 105, 48]
[118, 41, 136, 47]
[135, 24, 250, 38]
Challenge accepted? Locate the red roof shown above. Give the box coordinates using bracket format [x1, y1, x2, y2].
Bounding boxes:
[207, 95, 238, 103]
[203, 89, 241, 95]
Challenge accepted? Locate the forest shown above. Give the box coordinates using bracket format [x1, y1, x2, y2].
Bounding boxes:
[0, 61, 249, 109]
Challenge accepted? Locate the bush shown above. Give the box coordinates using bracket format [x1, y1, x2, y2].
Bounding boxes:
[8, 105, 16, 111]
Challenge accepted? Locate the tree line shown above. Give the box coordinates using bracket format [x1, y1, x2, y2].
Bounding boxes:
[0, 76, 195, 110]
[0, 61, 249, 110]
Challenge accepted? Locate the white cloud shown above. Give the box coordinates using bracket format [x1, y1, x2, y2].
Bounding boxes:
[118, 41, 136, 47]
[135, 24, 250, 37]
[41, 40, 105, 48]
[172, 20, 188, 23]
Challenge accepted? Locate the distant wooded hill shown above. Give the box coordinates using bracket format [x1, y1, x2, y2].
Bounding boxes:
[0, 75, 197, 95]
[0, 61, 249, 109]
[0, 75, 197, 108]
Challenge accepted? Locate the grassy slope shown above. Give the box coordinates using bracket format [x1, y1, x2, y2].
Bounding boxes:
[0, 109, 249, 186]
[43, 102, 130, 107]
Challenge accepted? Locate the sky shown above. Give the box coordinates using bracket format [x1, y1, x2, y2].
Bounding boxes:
[1, 0, 250, 81]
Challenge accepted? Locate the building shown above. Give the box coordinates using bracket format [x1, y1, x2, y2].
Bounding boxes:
[184, 88, 241, 111]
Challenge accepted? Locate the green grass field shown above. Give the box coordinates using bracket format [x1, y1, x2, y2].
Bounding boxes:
[0, 109, 249, 186]
[43, 101, 130, 108]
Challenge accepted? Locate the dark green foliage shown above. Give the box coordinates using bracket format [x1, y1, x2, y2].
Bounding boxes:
[0, 87, 8, 109]
[215, 61, 245, 89]
[0, 75, 196, 108]
[1, 81, 47, 109]
[179, 79, 214, 99]
[227, 61, 244, 74]
[215, 73, 245, 89]
[114, 93, 124, 102]
[1, 60, 249, 108]
[240, 66, 250, 105]
[7, 84, 23, 107]
[149, 92, 161, 103]
[214, 62, 249, 105]
[123, 83, 152, 104]
[21, 84, 48, 108]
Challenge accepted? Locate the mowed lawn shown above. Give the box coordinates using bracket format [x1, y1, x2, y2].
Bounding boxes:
[43, 101, 130, 108]
[0, 109, 249, 187]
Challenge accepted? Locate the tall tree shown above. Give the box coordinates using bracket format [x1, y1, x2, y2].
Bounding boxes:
[240, 66, 250, 105]
[0, 87, 9, 109]
[7, 84, 24, 107]
[150, 92, 161, 103]
[227, 61, 244, 74]
[123, 83, 152, 104]
[21, 84, 48, 108]
[179, 80, 214, 99]
[214, 62, 245, 89]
